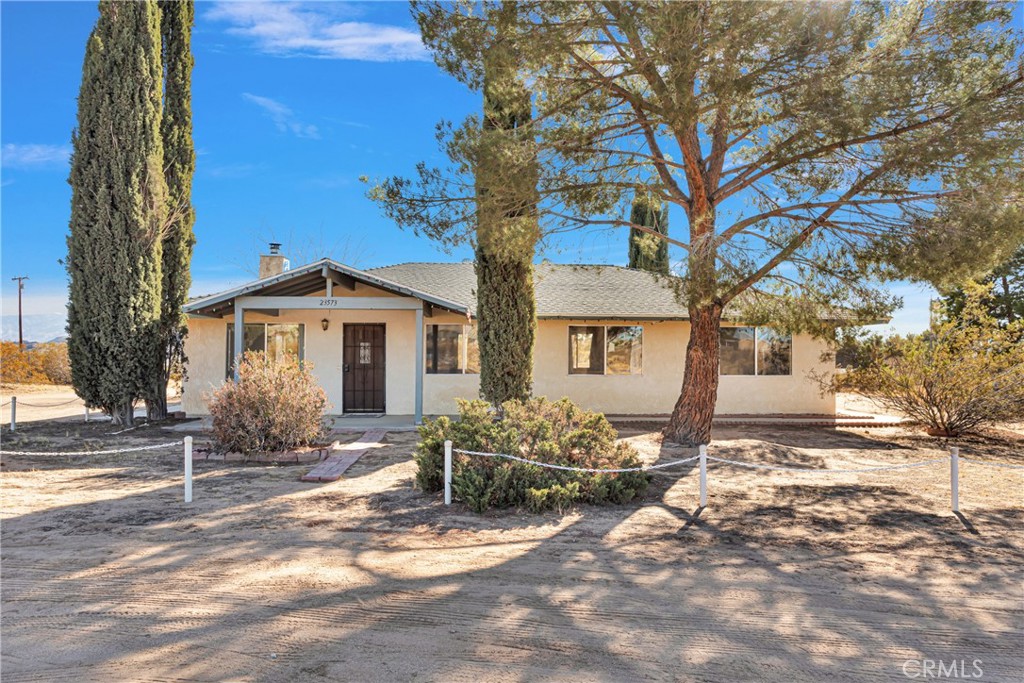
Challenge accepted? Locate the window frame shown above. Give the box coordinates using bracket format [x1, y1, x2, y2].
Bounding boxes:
[718, 325, 792, 376]
[425, 323, 479, 375]
[226, 322, 305, 379]
[567, 324, 644, 376]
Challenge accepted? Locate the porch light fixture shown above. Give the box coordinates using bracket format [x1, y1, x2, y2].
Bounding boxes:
[321, 318, 330, 331]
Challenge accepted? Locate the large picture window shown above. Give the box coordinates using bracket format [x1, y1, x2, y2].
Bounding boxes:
[426, 323, 479, 374]
[719, 326, 791, 376]
[226, 323, 304, 378]
[568, 325, 643, 375]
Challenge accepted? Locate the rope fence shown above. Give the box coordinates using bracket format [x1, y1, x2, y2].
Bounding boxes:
[442, 441, 1023, 512]
[3, 396, 102, 432]
[0, 437, 194, 503]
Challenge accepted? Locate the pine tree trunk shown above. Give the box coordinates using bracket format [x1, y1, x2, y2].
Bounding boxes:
[664, 303, 723, 446]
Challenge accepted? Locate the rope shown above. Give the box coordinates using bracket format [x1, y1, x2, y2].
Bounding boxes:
[6, 398, 82, 408]
[704, 454, 948, 474]
[960, 456, 1024, 471]
[453, 448, 699, 473]
[0, 401, 10, 408]
[0, 441, 182, 457]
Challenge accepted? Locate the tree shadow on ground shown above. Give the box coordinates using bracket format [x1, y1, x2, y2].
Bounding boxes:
[2, 428, 1022, 682]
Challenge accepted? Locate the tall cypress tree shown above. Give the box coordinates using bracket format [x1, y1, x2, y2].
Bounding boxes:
[147, 0, 196, 420]
[627, 191, 669, 274]
[475, 8, 538, 407]
[67, 0, 166, 426]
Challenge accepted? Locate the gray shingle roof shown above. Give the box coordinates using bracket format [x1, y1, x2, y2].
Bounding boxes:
[368, 262, 690, 320]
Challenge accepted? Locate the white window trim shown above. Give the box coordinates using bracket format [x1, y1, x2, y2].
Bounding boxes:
[568, 324, 644, 376]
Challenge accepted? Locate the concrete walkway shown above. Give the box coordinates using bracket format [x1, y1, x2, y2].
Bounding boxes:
[301, 429, 388, 483]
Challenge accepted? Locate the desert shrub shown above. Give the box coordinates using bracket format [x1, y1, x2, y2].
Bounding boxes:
[836, 284, 1024, 436]
[34, 343, 72, 385]
[0, 342, 47, 384]
[208, 351, 329, 454]
[416, 397, 649, 513]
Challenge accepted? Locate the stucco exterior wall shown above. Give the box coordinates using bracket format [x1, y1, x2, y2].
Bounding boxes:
[182, 293, 835, 417]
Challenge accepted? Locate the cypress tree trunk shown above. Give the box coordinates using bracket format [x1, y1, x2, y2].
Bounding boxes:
[628, 192, 670, 274]
[475, 12, 538, 407]
[67, 0, 166, 427]
[148, 0, 196, 421]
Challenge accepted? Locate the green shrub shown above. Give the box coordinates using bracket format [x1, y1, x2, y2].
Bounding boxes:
[416, 397, 649, 513]
[208, 351, 329, 455]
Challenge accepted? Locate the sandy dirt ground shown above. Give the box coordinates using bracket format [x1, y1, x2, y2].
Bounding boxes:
[0, 384, 181, 425]
[1, 417, 1022, 682]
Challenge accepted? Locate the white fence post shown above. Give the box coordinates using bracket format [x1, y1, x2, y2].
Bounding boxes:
[950, 446, 959, 513]
[444, 440, 453, 506]
[699, 444, 708, 508]
[84, 407, 90, 423]
[9, 396, 16, 432]
[184, 436, 193, 503]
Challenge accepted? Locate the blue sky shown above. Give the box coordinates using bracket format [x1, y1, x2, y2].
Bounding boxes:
[1, 1, 934, 340]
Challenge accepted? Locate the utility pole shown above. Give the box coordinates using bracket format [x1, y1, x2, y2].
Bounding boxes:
[11, 276, 28, 348]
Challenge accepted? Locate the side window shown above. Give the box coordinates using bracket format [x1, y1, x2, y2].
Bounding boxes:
[719, 326, 791, 376]
[226, 323, 304, 378]
[426, 323, 479, 374]
[719, 327, 756, 375]
[569, 326, 606, 375]
[756, 328, 791, 376]
[606, 326, 643, 375]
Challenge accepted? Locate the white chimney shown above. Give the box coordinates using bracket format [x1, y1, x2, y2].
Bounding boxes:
[259, 242, 290, 279]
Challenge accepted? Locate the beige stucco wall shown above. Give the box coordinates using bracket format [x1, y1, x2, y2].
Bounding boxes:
[183, 290, 834, 416]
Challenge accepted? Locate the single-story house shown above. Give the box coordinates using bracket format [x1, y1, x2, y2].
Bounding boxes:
[181, 248, 837, 421]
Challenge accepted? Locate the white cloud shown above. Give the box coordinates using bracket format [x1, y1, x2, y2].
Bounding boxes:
[1, 143, 71, 169]
[242, 93, 320, 139]
[206, 2, 428, 62]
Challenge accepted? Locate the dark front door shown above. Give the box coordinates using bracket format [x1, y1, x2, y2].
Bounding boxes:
[343, 324, 386, 413]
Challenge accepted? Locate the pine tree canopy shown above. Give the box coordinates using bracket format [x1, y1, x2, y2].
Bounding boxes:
[371, 1, 1024, 332]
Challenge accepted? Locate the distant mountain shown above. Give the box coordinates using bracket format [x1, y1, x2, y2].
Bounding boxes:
[1, 314, 67, 344]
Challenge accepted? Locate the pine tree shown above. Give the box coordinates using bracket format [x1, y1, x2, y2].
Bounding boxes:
[628, 191, 669, 274]
[147, 0, 196, 420]
[375, 2, 1023, 445]
[67, 0, 167, 426]
[474, 7, 538, 406]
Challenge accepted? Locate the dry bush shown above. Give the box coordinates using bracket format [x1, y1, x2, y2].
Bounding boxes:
[836, 285, 1024, 436]
[0, 342, 47, 384]
[34, 343, 72, 385]
[209, 351, 329, 454]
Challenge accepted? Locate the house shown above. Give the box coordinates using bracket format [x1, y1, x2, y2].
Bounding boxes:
[181, 248, 837, 421]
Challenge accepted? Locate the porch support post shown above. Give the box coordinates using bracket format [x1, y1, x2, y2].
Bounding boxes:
[233, 303, 244, 380]
[414, 307, 424, 424]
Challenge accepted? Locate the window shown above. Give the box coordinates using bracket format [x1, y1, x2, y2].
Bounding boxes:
[719, 326, 791, 376]
[226, 323, 304, 378]
[426, 323, 479, 374]
[568, 325, 643, 375]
